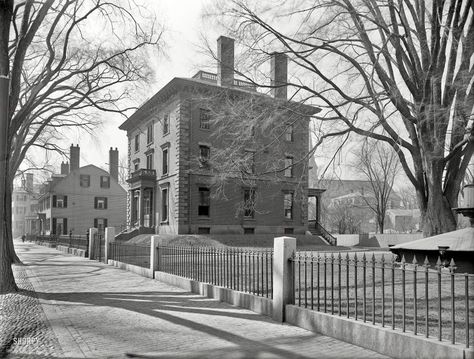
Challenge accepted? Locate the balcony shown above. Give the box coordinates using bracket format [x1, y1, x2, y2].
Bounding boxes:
[127, 169, 156, 189]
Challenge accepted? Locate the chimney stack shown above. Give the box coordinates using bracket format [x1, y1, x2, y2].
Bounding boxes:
[271, 52, 288, 100]
[26, 173, 34, 192]
[70, 144, 80, 171]
[217, 36, 234, 87]
[109, 147, 119, 181]
[60, 162, 69, 175]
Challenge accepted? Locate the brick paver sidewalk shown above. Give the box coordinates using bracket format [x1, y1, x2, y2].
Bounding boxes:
[15, 240, 391, 358]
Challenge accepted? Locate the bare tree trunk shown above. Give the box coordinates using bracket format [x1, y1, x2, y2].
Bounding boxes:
[0, 77, 17, 293]
[5, 182, 21, 264]
[421, 189, 457, 237]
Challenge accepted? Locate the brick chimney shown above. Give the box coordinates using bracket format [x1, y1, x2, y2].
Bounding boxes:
[26, 173, 34, 192]
[109, 147, 119, 181]
[271, 52, 288, 100]
[60, 162, 69, 175]
[70, 144, 80, 171]
[217, 36, 234, 87]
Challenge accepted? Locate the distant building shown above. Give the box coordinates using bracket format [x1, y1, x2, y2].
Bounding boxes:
[119, 36, 323, 235]
[318, 179, 404, 233]
[12, 173, 39, 238]
[36, 145, 126, 235]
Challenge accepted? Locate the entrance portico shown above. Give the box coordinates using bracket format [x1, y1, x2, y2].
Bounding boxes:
[127, 169, 156, 229]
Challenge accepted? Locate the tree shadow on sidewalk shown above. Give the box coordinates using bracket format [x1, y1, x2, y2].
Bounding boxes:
[18, 288, 327, 359]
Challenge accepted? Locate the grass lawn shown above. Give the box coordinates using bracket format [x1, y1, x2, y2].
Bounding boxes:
[293, 252, 474, 347]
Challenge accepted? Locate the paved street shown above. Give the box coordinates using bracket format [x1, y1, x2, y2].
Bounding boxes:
[12, 240, 390, 358]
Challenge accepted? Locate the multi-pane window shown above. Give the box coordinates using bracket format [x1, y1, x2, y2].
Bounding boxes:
[198, 187, 210, 216]
[134, 133, 140, 152]
[284, 156, 293, 178]
[243, 188, 256, 218]
[161, 188, 169, 223]
[199, 108, 210, 130]
[162, 147, 169, 175]
[100, 176, 110, 188]
[53, 195, 68, 208]
[94, 197, 108, 209]
[199, 145, 210, 162]
[285, 124, 293, 142]
[284, 192, 293, 219]
[94, 218, 108, 233]
[52, 217, 67, 235]
[146, 153, 153, 170]
[147, 123, 154, 144]
[80, 174, 90, 187]
[163, 114, 169, 135]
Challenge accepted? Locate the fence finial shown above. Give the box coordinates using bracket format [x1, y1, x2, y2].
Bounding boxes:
[423, 256, 430, 267]
[412, 254, 418, 265]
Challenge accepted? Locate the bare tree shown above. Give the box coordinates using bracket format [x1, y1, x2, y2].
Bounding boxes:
[397, 184, 419, 210]
[206, 0, 474, 236]
[352, 139, 401, 233]
[0, 0, 163, 293]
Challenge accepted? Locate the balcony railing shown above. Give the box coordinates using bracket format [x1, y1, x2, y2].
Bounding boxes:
[127, 169, 156, 183]
[192, 70, 257, 91]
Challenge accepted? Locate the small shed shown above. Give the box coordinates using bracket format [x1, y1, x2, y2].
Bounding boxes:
[389, 227, 474, 273]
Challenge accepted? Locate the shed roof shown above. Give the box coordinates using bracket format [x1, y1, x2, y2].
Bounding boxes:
[390, 227, 474, 252]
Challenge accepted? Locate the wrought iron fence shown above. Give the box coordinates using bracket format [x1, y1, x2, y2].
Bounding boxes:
[291, 251, 473, 348]
[158, 245, 273, 298]
[57, 235, 88, 250]
[109, 242, 150, 268]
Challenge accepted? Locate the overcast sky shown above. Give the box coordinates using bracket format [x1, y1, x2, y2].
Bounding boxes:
[62, 0, 215, 175]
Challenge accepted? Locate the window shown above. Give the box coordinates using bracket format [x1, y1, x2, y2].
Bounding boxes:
[244, 227, 255, 234]
[198, 227, 210, 234]
[198, 187, 210, 216]
[284, 156, 293, 178]
[199, 145, 210, 163]
[94, 218, 108, 233]
[284, 192, 293, 219]
[147, 123, 154, 144]
[80, 174, 90, 187]
[285, 124, 293, 142]
[52, 217, 67, 235]
[94, 197, 108, 209]
[163, 114, 169, 135]
[53, 195, 68, 208]
[244, 151, 255, 174]
[134, 133, 140, 152]
[100, 176, 110, 188]
[162, 147, 169, 175]
[284, 227, 294, 234]
[199, 108, 210, 129]
[146, 153, 154, 170]
[134, 162, 140, 171]
[243, 188, 256, 218]
[161, 188, 169, 223]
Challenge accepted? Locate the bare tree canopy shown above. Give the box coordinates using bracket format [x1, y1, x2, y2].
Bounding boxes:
[0, 0, 163, 293]
[207, 0, 474, 236]
[352, 139, 401, 233]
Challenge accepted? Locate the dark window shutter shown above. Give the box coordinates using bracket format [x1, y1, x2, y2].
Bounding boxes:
[52, 195, 57, 208]
[94, 218, 98, 228]
[104, 218, 108, 228]
[104, 197, 108, 209]
[52, 218, 57, 234]
[94, 197, 97, 209]
[63, 218, 68, 235]
[64, 196, 68, 208]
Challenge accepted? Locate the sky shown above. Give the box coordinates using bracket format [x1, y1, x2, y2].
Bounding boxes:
[57, 0, 215, 175]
